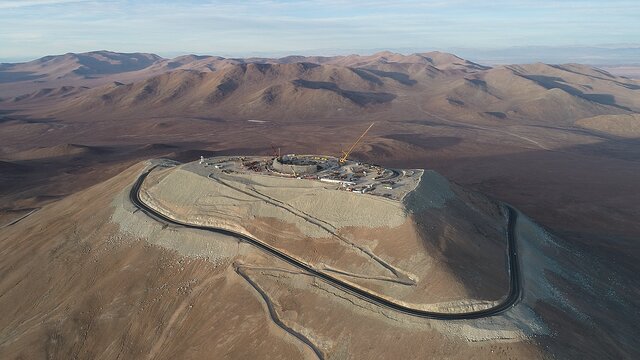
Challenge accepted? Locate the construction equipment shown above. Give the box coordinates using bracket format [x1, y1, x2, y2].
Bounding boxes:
[339, 122, 375, 164]
[270, 144, 281, 159]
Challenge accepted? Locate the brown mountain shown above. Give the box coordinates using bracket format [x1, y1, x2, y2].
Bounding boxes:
[49, 62, 404, 120]
[0, 50, 639, 360]
[19, 52, 632, 127]
[0, 50, 162, 81]
[0, 50, 487, 98]
[0, 51, 165, 98]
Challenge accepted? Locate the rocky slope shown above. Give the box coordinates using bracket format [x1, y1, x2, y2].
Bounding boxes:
[1, 159, 635, 359]
[4, 51, 638, 127]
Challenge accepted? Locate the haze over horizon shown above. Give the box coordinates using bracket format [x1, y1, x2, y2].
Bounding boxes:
[1, 1, 640, 359]
[1, 0, 639, 64]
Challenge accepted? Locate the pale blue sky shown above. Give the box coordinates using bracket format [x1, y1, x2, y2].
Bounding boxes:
[1, 0, 639, 62]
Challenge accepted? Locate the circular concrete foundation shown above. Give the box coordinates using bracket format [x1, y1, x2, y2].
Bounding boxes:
[272, 157, 320, 175]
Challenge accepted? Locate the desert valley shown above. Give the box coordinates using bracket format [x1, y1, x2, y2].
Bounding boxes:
[1, 49, 639, 359]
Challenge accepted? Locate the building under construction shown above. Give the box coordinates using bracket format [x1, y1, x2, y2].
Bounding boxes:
[196, 122, 422, 199]
[271, 154, 335, 175]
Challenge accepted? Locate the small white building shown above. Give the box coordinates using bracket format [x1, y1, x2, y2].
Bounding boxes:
[319, 178, 356, 186]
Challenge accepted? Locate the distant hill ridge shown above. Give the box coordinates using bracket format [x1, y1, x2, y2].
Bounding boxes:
[1, 50, 639, 131]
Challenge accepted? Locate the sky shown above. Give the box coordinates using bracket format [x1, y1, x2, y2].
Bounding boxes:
[0, 0, 639, 62]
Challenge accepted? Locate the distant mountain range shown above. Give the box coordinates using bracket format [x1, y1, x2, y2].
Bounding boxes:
[1, 50, 639, 140]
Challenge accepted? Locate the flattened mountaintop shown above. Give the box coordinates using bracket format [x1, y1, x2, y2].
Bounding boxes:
[138, 156, 511, 310]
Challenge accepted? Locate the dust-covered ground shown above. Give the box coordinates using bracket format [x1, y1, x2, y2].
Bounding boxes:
[1, 51, 639, 359]
[2, 160, 636, 359]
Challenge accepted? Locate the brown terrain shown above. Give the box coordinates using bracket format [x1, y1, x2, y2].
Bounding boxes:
[0, 50, 639, 359]
[600, 65, 640, 80]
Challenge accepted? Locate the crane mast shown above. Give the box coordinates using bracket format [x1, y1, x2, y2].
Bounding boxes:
[340, 122, 375, 164]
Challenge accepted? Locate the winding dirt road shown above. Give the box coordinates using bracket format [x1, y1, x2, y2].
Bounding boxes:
[130, 166, 523, 321]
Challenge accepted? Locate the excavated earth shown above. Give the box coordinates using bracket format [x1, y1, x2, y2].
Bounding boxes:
[0, 159, 637, 359]
[138, 159, 511, 311]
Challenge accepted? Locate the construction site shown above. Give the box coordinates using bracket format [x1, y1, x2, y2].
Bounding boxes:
[197, 123, 422, 200]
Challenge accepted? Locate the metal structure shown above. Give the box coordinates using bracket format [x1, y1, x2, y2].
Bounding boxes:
[339, 122, 375, 164]
[270, 144, 281, 159]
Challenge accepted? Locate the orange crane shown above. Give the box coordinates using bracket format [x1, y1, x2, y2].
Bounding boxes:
[339, 122, 375, 164]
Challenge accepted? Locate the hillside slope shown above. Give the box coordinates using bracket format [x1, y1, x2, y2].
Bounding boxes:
[1, 159, 637, 359]
[3, 51, 638, 126]
[11, 55, 630, 125]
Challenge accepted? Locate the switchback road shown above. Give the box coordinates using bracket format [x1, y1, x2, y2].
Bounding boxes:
[130, 167, 523, 321]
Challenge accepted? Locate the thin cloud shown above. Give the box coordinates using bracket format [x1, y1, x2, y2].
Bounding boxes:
[0, 0, 638, 60]
[0, 0, 90, 9]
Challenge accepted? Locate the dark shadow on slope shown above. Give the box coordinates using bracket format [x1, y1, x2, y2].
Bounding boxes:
[72, 52, 159, 76]
[377, 136, 640, 243]
[464, 78, 488, 89]
[341, 90, 395, 105]
[291, 79, 339, 91]
[349, 68, 383, 86]
[359, 69, 417, 85]
[568, 137, 640, 162]
[0, 71, 47, 83]
[447, 98, 465, 106]
[404, 175, 510, 301]
[383, 134, 462, 150]
[550, 64, 640, 90]
[0, 109, 18, 118]
[521, 74, 633, 111]
[483, 111, 507, 119]
[0, 112, 58, 125]
[292, 79, 396, 106]
[207, 78, 239, 104]
[380, 137, 640, 359]
[404, 118, 473, 129]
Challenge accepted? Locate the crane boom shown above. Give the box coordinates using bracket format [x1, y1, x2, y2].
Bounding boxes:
[340, 122, 374, 164]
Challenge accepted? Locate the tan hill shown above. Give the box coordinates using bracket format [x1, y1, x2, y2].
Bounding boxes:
[0, 51, 165, 98]
[420, 64, 637, 125]
[6, 50, 638, 125]
[576, 113, 640, 137]
[324, 51, 489, 72]
[141, 54, 243, 74]
[0, 50, 475, 84]
[505, 63, 640, 112]
[33, 56, 638, 126]
[0, 50, 162, 81]
[51, 63, 401, 120]
[0, 50, 484, 98]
